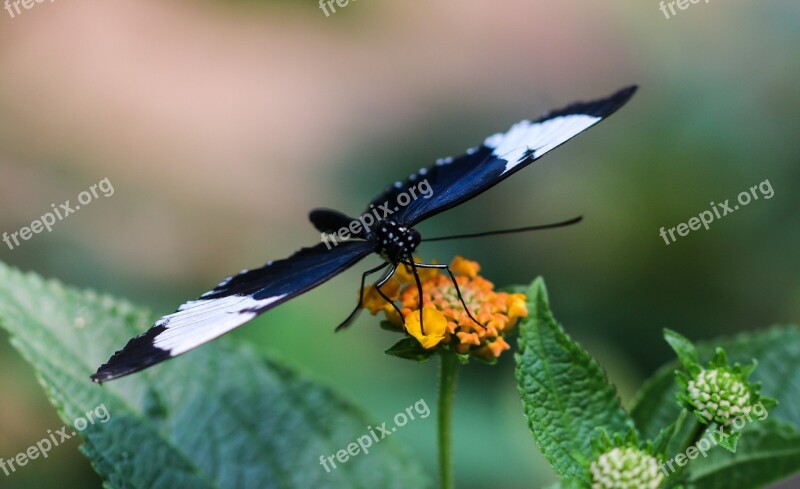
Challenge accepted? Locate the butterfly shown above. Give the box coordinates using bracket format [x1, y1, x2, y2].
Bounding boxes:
[91, 85, 637, 383]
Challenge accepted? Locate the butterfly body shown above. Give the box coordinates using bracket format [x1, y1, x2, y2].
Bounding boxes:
[373, 220, 421, 264]
[92, 85, 637, 383]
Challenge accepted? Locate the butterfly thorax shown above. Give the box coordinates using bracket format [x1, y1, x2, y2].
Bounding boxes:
[373, 220, 421, 264]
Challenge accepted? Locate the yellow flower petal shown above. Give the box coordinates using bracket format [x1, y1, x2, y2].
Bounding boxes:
[506, 294, 528, 324]
[393, 262, 416, 284]
[371, 255, 524, 361]
[361, 280, 401, 314]
[405, 306, 447, 349]
[450, 256, 480, 279]
[394, 258, 439, 283]
[382, 304, 403, 328]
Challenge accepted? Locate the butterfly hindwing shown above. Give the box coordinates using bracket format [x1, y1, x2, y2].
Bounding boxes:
[366, 85, 637, 226]
[91, 240, 376, 382]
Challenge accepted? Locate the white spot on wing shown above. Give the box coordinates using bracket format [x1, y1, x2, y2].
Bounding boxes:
[216, 276, 234, 288]
[435, 156, 454, 166]
[483, 133, 504, 148]
[483, 114, 601, 175]
[153, 294, 288, 355]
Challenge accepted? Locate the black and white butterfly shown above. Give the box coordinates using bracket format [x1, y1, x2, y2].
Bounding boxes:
[91, 85, 637, 383]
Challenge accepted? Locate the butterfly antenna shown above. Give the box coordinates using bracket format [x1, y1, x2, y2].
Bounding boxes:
[421, 216, 583, 242]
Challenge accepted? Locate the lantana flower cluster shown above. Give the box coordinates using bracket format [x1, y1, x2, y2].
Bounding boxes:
[589, 446, 664, 489]
[361, 256, 527, 361]
[686, 367, 753, 425]
[666, 329, 775, 429]
[585, 430, 666, 489]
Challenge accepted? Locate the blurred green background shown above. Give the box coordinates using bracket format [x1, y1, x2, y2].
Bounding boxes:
[0, 0, 798, 487]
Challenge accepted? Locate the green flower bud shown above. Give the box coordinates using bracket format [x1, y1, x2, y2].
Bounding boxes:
[687, 368, 751, 425]
[589, 447, 664, 489]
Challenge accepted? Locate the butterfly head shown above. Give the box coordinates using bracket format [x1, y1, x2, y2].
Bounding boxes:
[374, 220, 420, 264]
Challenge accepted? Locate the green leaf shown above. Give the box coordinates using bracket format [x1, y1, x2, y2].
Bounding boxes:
[717, 430, 741, 452]
[664, 328, 701, 374]
[652, 421, 678, 455]
[379, 320, 403, 332]
[499, 284, 528, 295]
[682, 421, 800, 489]
[553, 479, 584, 489]
[630, 362, 686, 444]
[708, 347, 728, 370]
[0, 263, 430, 489]
[631, 326, 800, 441]
[455, 352, 470, 364]
[384, 337, 435, 362]
[668, 410, 702, 458]
[515, 277, 634, 482]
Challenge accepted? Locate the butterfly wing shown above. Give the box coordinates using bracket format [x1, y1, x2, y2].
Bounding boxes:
[366, 86, 637, 226]
[91, 240, 377, 382]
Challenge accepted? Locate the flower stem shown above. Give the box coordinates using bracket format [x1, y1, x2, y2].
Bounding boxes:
[438, 352, 459, 489]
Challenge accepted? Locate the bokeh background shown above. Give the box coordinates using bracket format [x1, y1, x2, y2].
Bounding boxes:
[1, 0, 798, 487]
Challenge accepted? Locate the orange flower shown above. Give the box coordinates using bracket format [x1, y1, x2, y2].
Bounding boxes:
[361, 281, 400, 314]
[475, 337, 511, 360]
[382, 303, 404, 328]
[506, 293, 528, 325]
[361, 258, 437, 315]
[362, 256, 527, 360]
[450, 256, 480, 278]
[393, 258, 439, 283]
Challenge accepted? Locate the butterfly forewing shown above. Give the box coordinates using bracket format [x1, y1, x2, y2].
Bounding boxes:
[92, 241, 376, 382]
[366, 85, 637, 226]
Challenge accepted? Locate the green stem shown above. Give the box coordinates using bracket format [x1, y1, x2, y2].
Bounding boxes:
[438, 352, 459, 489]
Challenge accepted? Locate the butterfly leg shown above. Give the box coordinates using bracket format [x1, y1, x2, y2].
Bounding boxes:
[441, 264, 482, 328]
[335, 262, 389, 331]
[401, 260, 483, 328]
[373, 265, 405, 325]
[408, 258, 427, 335]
